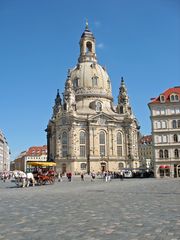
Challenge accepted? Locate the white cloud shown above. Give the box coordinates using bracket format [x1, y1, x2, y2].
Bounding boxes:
[94, 21, 101, 27]
[97, 43, 104, 49]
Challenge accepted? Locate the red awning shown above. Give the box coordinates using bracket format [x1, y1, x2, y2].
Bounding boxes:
[165, 166, 170, 169]
[159, 165, 165, 169]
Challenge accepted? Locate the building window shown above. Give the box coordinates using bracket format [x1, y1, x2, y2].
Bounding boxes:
[161, 108, 165, 115]
[92, 75, 98, 87]
[162, 135, 167, 143]
[156, 109, 160, 115]
[62, 132, 68, 157]
[172, 120, 177, 129]
[175, 108, 180, 114]
[117, 146, 122, 156]
[178, 120, 180, 128]
[118, 162, 124, 169]
[160, 95, 165, 102]
[173, 134, 178, 142]
[161, 121, 166, 129]
[117, 132, 122, 156]
[99, 131, 106, 156]
[171, 95, 175, 101]
[80, 131, 86, 157]
[73, 78, 79, 88]
[117, 132, 122, 144]
[80, 163, 87, 170]
[159, 149, 163, 158]
[120, 106, 124, 114]
[164, 149, 169, 159]
[175, 95, 179, 101]
[86, 41, 92, 53]
[174, 149, 179, 158]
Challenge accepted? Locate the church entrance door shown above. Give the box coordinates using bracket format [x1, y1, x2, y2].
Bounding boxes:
[101, 162, 106, 172]
[62, 163, 66, 174]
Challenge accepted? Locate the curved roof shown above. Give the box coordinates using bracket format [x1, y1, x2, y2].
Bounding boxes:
[69, 62, 112, 100]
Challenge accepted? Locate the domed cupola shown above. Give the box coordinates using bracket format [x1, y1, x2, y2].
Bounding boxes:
[78, 20, 97, 63]
[68, 21, 113, 102]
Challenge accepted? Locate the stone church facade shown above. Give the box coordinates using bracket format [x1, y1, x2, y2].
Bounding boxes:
[46, 23, 140, 174]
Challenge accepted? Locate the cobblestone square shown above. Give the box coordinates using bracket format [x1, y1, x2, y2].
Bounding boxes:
[0, 177, 180, 240]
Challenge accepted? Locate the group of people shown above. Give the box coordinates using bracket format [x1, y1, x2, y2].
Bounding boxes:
[0, 172, 11, 182]
[56, 171, 125, 183]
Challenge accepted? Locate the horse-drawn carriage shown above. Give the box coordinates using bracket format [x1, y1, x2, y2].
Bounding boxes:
[12, 161, 56, 187]
[27, 161, 57, 185]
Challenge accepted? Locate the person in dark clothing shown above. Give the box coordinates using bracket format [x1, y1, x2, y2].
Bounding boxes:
[81, 173, 84, 181]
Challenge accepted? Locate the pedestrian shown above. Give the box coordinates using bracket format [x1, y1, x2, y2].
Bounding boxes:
[91, 172, 95, 182]
[107, 171, 111, 182]
[120, 171, 124, 181]
[58, 172, 63, 182]
[104, 172, 108, 182]
[81, 172, 84, 181]
[67, 172, 72, 182]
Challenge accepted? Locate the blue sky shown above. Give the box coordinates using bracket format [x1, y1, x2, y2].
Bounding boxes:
[0, 0, 180, 160]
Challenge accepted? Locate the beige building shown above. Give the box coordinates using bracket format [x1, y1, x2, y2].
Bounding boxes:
[46, 23, 140, 174]
[148, 86, 180, 178]
[0, 130, 10, 172]
[139, 135, 153, 172]
[13, 145, 47, 172]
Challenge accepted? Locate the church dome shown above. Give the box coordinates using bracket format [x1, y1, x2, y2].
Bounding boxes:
[69, 62, 112, 100]
[66, 22, 113, 101]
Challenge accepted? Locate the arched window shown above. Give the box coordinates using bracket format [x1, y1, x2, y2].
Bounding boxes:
[62, 132, 68, 157]
[92, 75, 98, 87]
[175, 95, 179, 101]
[117, 132, 122, 156]
[172, 120, 177, 129]
[159, 149, 163, 158]
[160, 95, 165, 102]
[171, 95, 175, 101]
[99, 131, 106, 157]
[73, 78, 79, 88]
[164, 149, 169, 159]
[173, 134, 178, 142]
[80, 131, 86, 157]
[174, 149, 179, 158]
[86, 41, 92, 53]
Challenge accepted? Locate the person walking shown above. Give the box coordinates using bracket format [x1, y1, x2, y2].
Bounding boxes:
[91, 172, 95, 182]
[81, 172, 84, 181]
[120, 171, 124, 181]
[58, 172, 63, 182]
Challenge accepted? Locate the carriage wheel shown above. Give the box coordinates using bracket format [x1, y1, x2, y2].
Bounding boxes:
[38, 179, 43, 186]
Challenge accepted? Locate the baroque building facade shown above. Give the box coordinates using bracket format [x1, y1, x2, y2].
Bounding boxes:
[148, 86, 180, 178]
[0, 130, 10, 172]
[46, 23, 140, 174]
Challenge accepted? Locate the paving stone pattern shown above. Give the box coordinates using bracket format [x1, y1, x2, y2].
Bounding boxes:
[0, 177, 180, 240]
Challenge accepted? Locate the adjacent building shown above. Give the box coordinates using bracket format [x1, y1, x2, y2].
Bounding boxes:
[46, 23, 140, 174]
[139, 135, 153, 172]
[0, 130, 10, 172]
[148, 86, 180, 178]
[13, 145, 47, 172]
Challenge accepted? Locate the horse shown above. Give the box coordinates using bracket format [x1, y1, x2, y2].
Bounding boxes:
[12, 170, 35, 187]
